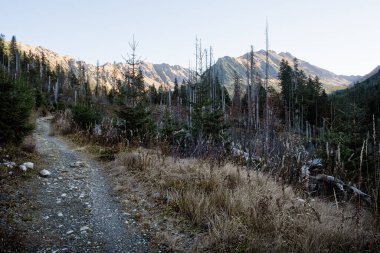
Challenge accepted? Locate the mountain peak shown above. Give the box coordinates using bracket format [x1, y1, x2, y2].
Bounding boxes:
[279, 51, 296, 58]
[213, 50, 362, 93]
[16, 41, 189, 90]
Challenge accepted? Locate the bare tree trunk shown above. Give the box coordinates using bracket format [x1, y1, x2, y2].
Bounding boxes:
[265, 21, 270, 156]
[54, 79, 59, 104]
[48, 75, 51, 94]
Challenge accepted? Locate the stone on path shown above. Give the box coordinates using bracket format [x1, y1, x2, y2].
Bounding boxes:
[39, 169, 51, 177]
[70, 161, 86, 168]
[19, 165, 27, 172]
[80, 226, 90, 232]
[23, 162, 34, 169]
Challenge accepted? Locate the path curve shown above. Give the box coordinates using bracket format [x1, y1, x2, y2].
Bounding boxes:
[28, 117, 148, 252]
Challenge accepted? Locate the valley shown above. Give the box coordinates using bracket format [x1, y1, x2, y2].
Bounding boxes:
[1, 1, 380, 252]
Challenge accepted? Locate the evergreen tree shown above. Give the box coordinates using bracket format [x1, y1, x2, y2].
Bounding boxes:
[179, 81, 188, 106]
[71, 103, 101, 130]
[147, 85, 158, 104]
[161, 107, 178, 144]
[190, 78, 228, 144]
[278, 59, 293, 125]
[117, 101, 155, 143]
[0, 34, 6, 67]
[9, 35, 18, 74]
[0, 70, 34, 145]
[172, 77, 179, 105]
[231, 71, 242, 125]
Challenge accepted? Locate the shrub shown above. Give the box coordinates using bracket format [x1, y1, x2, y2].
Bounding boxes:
[117, 102, 156, 143]
[51, 109, 74, 135]
[71, 103, 100, 130]
[20, 136, 36, 153]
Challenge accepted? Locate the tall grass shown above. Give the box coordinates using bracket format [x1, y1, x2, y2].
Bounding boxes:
[110, 149, 379, 252]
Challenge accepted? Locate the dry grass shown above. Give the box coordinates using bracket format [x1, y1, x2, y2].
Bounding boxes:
[109, 148, 380, 252]
[20, 135, 36, 154]
[50, 109, 74, 136]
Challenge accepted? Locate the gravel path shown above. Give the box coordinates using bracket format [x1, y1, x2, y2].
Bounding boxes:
[25, 117, 148, 252]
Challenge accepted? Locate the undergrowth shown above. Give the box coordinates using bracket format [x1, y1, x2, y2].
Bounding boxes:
[110, 149, 379, 252]
[50, 109, 380, 252]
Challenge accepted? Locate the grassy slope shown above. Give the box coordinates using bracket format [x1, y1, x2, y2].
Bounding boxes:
[107, 148, 379, 252]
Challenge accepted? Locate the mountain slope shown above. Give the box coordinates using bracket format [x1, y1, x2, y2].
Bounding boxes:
[356, 65, 380, 83]
[213, 50, 362, 94]
[332, 63, 380, 126]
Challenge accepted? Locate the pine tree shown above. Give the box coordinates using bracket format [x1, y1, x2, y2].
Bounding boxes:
[179, 81, 188, 106]
[9, 35, 18, 75]
[117, 102, 155, 143]
[231, 71, 242, 125]
[278, 59, 293, 127]
[0, 34, 6, 69]
[172, 77, 179, 105]
[161, 107, 178, 144]
[0, 69, 34, 145]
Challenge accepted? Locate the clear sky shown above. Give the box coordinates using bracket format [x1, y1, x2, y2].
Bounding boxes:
[1, 0, 379, 76]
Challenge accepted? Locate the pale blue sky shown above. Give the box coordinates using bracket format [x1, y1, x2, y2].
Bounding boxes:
[1, 0, 379, 75]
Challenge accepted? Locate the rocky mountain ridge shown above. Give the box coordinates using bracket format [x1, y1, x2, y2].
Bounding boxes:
[212, 50, 362, 93]
[17, 42, 189, 91]
[16, 42, 365, 94]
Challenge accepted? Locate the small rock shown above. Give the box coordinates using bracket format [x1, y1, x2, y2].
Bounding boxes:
[134, 212, 142, 220]
[295, 198, 306, 203]
[23, 162, 34, 169]
[57, 212, 63, 217]
[61, 193, 67, 197]
[152, 192, 161, 199]
[66, 230, 74, 235]
[2, 161, 16, 168]
[80, 226, 90, 231]
[70, 161, 86, 168]
[19, 165, 27, 172]
[40, 169, 51, 177]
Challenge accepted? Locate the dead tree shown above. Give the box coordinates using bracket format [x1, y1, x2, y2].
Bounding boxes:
[95, 60, 100, 98]
[301, 159, 371, 204]
[265, 21, 270, 156]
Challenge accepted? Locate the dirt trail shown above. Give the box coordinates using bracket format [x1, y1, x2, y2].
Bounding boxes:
[18, 117, 148, 252]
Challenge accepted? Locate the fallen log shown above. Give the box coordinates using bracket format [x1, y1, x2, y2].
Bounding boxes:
[301, 160, 371, 204]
